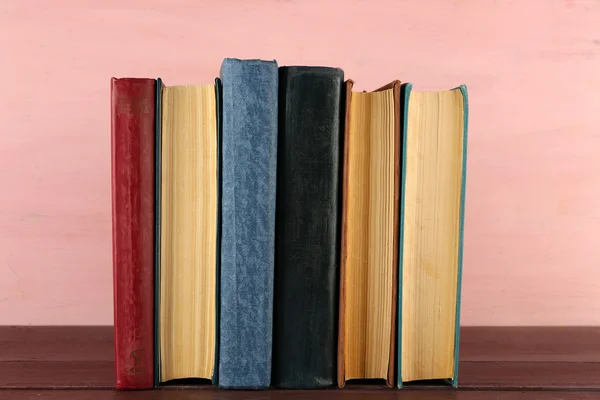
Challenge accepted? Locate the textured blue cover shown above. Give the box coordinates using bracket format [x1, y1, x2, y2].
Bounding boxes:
[397, 84, 468, 388]
[218, 58, 278, 389]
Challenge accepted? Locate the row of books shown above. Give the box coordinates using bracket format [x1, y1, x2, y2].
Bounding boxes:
[111, 58, 468, 390]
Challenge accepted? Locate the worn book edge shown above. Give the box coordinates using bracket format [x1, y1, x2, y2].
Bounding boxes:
[396, 83, 468, 389]
[337, 79, 401, 389]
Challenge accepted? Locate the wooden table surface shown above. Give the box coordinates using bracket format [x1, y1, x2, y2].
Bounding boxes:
[0, 326, 598, 399]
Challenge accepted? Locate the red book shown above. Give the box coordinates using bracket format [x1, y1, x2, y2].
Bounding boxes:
[111, 78, 156, 389]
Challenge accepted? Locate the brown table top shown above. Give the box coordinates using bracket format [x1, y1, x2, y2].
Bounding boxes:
[1, 326, 598, 399]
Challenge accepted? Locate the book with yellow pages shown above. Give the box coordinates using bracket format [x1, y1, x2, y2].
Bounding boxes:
[337, 80, 401, 388]
[155, 79, 220, 385]
[398, 84, 468, 388]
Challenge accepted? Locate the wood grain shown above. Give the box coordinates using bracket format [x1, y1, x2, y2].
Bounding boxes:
[0, 361, 114, 389]
[460, 327, 600, 362]
[0, 326, 113, 362]
[1, 326, 599, 393]
[459, 361, 600, 390]
[1, 390, 598, 400]
[0, 389, 598, 400]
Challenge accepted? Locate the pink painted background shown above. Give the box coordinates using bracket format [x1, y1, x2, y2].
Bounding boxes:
[1, 0, 599, 325]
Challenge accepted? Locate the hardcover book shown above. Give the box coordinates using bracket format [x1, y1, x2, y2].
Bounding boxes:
[111, 77, 156, 390]
[398, 84, 468, 388]
[272, 66, 344, 389]
[155, 80, 219, 385]
[337, 80, 401, 388]
[218, 58, 279, 389]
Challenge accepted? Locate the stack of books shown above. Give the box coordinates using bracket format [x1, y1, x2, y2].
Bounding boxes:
[111, 58, 468, 390]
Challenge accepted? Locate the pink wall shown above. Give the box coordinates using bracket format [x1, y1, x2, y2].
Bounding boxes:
[1, 0, 599, 325]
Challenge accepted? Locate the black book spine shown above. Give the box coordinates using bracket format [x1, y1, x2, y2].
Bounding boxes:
[273, 66, 344, 389]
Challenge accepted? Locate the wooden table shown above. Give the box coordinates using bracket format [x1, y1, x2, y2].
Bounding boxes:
[1, 326, 598, 399]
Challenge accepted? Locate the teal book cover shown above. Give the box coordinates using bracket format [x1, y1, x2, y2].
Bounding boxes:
[397, 83, 468, 388]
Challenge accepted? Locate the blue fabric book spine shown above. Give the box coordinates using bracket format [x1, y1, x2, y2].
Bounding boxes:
[397, 84, 469, 388]
[218, 58, 278, 389]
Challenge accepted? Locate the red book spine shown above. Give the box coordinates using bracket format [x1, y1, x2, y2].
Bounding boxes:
[111, 78, 155, 389]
